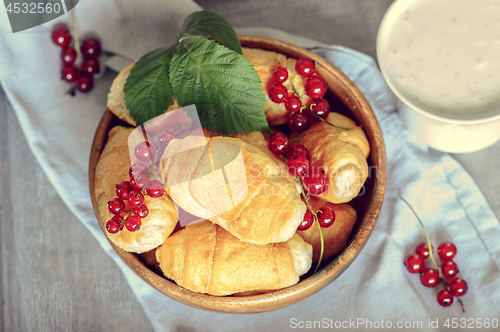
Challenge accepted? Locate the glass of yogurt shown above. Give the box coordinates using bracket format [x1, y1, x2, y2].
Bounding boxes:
[377, 0, 500, 153]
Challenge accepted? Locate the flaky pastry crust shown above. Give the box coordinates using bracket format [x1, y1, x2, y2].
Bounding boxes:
[106, 62, 180, 126]
[156, 221, 312, 296]
[297, 197, 357, 262]
[94, 126, 178, 253]
[293, 112, 370, 204]
[242, 47, 305, 126]
[161, 135, 306, 245]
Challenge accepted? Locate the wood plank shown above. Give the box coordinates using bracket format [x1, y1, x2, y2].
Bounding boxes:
[0, 85, 154, 332]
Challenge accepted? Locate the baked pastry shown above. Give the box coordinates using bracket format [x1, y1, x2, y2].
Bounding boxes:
[293, 112, 370, 203]
[161, 135, 306, 245]
[106, 62, 180, 127]
[94, 126, 178, 253]
[155, 221, 312, 296]
[242, 47, 305, 125]
[107, 49, 305, 127]
[297, 197, 357, 262]
[204, 129, 297, 187]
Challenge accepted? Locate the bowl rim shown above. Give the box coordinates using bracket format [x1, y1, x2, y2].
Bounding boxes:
[89, 35, 387, 314]
[376, 0, 500, 125]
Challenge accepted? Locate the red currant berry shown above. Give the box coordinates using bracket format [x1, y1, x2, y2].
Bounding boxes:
[158, 130, 176, 148]
[80, 38, 101, 58]
[146, 180, 165, 198]
[268, 133, 290, 156]
[81, 58, 100, 76]
[61, 65, 79, 83]
[309, 98, 330, 119]
[303, 169, 328, 195]
[289, 144, 310, 160]
[415, 243, 433, 260]
[76, 76, 94, 93]
[437, 289, 454, 307]
[134, 204, 149, 219]
[52, 27, 72, 48]
[115, 181, 133, 200]
[295, 57, 315, 77]
[114, 214, 124, 228]
[297, 209, 314, 231]
[286, 154, 309, 177]
[61, 47, 77, 65]
[273, 66, 288, 83]
[108, 198, 125, 214]
[405, 253, 424, 273]
[288, 112, 309, 132]
[130, 171, 149, 190]
[268, 84, 288, 103]
[128, 190, 145, 207]
[125, 215, 141, 232]
[441, 260, 458, 278]
[106, 217, 121, 234]
[134, 141, 156, 163]
[438, 242, 457, 261]
[129, 163, 149, 178]
[305, 75, 328, 99]
[284, 95, 303, 113]
[317, 206, 335, 228]
[420, 267, 440, 287]
[449, 278, 468, 297]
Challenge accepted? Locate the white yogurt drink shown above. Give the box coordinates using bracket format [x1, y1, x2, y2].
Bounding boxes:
[378, 0, 500, 121]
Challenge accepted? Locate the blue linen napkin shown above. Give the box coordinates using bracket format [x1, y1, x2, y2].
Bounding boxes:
[0, 1, 499, 331]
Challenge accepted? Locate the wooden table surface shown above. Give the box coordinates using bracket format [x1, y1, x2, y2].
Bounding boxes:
[1, 0, 499, 331]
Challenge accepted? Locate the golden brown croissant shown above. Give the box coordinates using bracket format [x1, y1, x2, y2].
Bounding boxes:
[107, 48, 304, 127]
[94, 126, 178, 253]
[160, 135, 306, 245]
[106, 62, 180, 127]
[206, 130, 297, 188]
[242, 47, 306, 125]
[156, 221, 312, 296]
[297, 197, 357, 262]
[293, 112, 370, 204]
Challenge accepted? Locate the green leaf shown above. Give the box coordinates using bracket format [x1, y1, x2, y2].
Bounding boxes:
[124, 43, 179, 126]
[169, 38, 270, 135]
[176, 11, 242, 55]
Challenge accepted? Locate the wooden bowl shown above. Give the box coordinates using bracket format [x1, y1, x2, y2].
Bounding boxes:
[89, 36, 387, 313]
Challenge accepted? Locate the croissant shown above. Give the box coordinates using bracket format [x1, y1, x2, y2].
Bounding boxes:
[94, 126, 178, 253]
[203, 129, 297, 188]
[242, 47, 305, 125]
[160, 135, 306, 245]
[156, 221, 312, 296]
[106, 62, 180, 127]
[293, 112, 370, 204]
[107, 48, 304, 127]
[297, 197, 357, 262]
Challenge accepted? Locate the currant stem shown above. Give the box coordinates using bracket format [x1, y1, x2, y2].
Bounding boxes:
[399, 196, 440, 275]
[456, 297, 465, 313]
[69, 2, 81, 66]
[290, 134, 305, 142]
[287, 78, 303, 99]
[298, 177, 324, 274]
[124, 210, 133, 223]
[309, 109, 351, 130]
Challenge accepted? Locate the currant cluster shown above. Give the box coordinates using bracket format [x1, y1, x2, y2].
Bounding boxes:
[105, 129, 177, 234]
[268, 132, 333, 232]
[268, 57, 330, 132]
[405, 241, 468, 308]
[51, 26, 102, 93]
